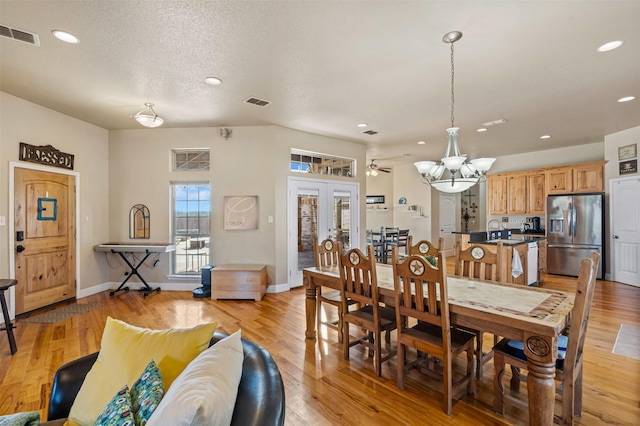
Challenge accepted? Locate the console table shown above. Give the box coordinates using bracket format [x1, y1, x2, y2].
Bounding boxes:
[94, 242, 176, 297]
[211, 264, 269, 301]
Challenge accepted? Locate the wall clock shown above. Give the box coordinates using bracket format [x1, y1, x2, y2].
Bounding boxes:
[471, 246, 485, 260]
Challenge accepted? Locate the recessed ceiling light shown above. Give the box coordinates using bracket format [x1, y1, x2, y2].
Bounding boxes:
[477, 128, 487, 132]
[597, 40, 623, 52]
[617, 96, 635, 103]
[52, 30, 79, 44]
[357, 123, 368, 128]
[205, 77, 222, 85]
[417, 141, 426, 145]
[540, 135, 552, 139]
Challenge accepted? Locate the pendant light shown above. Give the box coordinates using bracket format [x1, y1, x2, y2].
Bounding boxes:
[414, 31, 495, 193]
[134, 102, 164, 128]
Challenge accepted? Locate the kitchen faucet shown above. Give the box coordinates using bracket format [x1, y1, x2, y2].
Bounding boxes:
[486, 219, 505, 239]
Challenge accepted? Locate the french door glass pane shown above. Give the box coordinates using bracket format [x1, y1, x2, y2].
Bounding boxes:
[297, 191, 318, 271]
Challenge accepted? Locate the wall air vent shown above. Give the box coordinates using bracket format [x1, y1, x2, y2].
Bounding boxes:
[244, 97, 271, 107]
[362, 130, 378, 135]
[0, 25, 40, 46]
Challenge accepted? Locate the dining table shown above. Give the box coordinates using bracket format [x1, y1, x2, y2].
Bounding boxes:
[303, 263, 575, 426]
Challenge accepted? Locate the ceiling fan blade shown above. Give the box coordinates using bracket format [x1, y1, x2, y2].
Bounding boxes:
[380, 168, 392, 173]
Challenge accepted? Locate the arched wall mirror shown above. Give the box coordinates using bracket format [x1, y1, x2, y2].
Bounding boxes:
[130, 204, 150, 239]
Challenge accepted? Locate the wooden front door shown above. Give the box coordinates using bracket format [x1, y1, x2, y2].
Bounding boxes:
[14, 168, 76, 314]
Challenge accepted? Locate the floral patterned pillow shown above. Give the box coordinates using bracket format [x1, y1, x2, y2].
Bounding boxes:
[93, 385, 134, 426]
[130, 360, 164, 425]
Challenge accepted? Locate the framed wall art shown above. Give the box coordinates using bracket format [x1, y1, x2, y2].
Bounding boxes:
[618, 143, 637, 161]
[224, 195, 259, 230]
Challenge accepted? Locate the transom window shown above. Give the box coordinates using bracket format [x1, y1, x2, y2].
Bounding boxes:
[290, 149, 354, 177]
[171, 183, 211, 275]
[173, 149, 210, 171]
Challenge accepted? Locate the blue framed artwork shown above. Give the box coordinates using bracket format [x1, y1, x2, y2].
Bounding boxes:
[38, 197, 57, 221]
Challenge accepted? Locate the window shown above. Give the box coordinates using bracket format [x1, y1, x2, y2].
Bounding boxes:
[290, 149, 354, 177]
[171, 183, 211, 275]
[172, 149, 210, 171]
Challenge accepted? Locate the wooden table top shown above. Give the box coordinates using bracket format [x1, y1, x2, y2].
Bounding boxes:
[304, 263, 574, 338]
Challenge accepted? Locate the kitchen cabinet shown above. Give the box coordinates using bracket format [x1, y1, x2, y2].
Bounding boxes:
[487, 174, 508, 214]
[546, 166, 573, 194]
[527, 173, 546, 214]
[546, 161, 605, 194]
[573, 162, 604, 192]
[507, 173, 527, 214]
[488, 172, 545, 215]
[537, 239, 547, 283]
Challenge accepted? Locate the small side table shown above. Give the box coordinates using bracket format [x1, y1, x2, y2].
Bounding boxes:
[0, 279, 18, 355]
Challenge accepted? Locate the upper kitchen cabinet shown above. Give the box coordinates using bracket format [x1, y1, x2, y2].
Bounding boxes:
[546, 161, 605, 194]
[488, 172, 546, 215]
[507, 173, 527, 214]
[487, 174, 508, 214]
[573, 162, 605, 192]
[527, 172, 546, 214]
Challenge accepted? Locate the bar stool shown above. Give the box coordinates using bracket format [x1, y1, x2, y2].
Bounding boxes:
[0, 279, 18, 355]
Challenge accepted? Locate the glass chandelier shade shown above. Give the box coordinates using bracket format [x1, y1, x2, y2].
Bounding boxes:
[415, 31, 495, 193]
[134, 102, 164, 128]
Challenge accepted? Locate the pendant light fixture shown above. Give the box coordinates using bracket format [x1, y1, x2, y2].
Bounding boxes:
[414, 31, 495, 193]
[134, 102, 164, 128]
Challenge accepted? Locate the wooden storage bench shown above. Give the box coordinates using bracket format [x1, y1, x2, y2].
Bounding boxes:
[211, 264, 269, 301]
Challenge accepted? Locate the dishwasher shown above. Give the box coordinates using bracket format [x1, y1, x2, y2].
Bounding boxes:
[527, 242, 539, 286]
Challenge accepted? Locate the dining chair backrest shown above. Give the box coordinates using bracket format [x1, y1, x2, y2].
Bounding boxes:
[314, 238, 342, 268]
[339, 245, 379, 307]
[407, 237, 443, 257]
[392, 250, 450, 347]
[564, 251, 600, 380]
[455, 242, 503, 282]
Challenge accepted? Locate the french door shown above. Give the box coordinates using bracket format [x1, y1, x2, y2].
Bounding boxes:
[288, 177, 359, 288]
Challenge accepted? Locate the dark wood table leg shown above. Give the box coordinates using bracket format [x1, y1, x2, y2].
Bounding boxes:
[303, 274, 317, 340]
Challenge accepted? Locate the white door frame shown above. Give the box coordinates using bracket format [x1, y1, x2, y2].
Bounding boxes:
[609, 175, 640, 286]
[439, 193, 456, 256]
[287, 176, 360, 289]
[8, 161, 81, 320]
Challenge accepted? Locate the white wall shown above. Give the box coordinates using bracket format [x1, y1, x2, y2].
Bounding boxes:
[0, 92, 110, 291]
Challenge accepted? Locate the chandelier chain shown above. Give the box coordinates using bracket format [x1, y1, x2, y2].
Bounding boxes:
[450, 42, 455, 128]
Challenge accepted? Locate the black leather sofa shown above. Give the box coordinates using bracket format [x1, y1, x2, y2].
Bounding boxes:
[41, 333, 286, 425]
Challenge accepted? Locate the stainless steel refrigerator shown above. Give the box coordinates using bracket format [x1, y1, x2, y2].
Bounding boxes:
[547, 193, 604, 279]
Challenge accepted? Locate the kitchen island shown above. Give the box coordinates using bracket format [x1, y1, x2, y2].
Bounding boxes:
[453, 231, 546, 286]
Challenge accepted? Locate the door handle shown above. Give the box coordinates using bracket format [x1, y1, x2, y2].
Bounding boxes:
[16, 245, 25, 253]
[612, 235, 619, 239]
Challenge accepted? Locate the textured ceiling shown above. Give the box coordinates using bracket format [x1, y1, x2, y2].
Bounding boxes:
[1, 1, 639, 167]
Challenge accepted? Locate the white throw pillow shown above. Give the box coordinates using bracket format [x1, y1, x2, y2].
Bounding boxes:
[146, 330, 244, 426]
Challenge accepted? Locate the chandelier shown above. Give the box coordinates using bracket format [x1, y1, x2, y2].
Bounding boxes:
[414, 31, 495, 193]
[134, 102, 164, 128]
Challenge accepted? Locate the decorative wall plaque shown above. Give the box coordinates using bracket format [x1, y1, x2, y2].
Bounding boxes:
[19, 142, 75, 170]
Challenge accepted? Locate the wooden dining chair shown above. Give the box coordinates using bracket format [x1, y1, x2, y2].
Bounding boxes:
[314, 238, 354, 344]
[340, 245, 397, 376]
[454, 241, 503, 379]
[493, 252, 600, 425]
[407, 237, 443, 257]
[392, 248, 475, 415]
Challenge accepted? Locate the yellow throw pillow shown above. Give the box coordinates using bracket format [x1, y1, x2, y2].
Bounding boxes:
[65, 317, 217, 426]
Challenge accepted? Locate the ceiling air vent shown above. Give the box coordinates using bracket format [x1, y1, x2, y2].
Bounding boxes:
[0, 25, 40, 46]
[362, 130, 378, 135]
[244, 97, 271, 107]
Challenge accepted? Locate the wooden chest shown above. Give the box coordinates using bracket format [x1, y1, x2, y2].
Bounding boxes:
[211, 264, 269, 301]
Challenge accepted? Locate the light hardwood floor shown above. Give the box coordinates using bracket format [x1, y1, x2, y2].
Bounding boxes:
[1, 267, 639, 425]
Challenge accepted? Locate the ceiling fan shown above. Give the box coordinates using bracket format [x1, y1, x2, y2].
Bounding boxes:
[366, 159, 392, 176]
